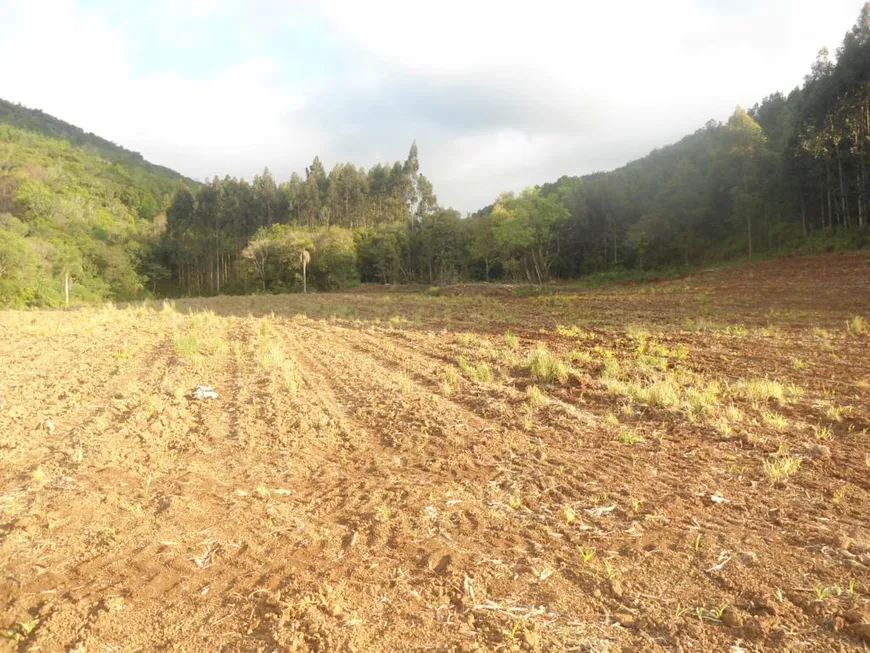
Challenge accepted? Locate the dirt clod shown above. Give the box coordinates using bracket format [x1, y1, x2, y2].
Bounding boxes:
[615, 613, 636, 628]
[850, 623, 870, 643]
[721, 609, 743, 628]
[609, 579, 624, 599]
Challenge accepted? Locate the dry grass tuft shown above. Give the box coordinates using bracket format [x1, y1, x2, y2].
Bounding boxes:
[764, 454, 802, 482]
[526, 347, 568, 384]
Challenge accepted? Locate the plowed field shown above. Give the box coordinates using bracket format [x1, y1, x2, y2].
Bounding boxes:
[2, 253, 870, 652]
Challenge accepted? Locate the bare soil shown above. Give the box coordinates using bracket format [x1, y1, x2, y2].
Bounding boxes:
[2, 252, 870, 652]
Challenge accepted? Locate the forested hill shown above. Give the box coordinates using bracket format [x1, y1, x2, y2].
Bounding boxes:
[0, 100, 191, 306]
[505, 4, 870, 277]
[0, 99, 195, 185]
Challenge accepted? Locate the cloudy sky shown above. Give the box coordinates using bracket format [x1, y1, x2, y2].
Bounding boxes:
[0, 0, 862, 212]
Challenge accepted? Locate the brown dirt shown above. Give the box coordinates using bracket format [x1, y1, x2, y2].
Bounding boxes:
[2, 252, 870, 652]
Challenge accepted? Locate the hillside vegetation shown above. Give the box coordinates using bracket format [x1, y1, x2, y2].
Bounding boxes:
[0, 100, 191, 306]
[1, 5, 870, 306]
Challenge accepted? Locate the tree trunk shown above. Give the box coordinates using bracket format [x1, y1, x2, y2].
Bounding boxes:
[64, 271, 70, 307]
[838, 156, 849, 228]
[799, 188, 807, 238]
[742, 163, 752, 259]
[861, 150, 868, 227]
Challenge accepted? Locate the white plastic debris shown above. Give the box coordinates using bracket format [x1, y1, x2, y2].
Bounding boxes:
[192, 385, 218, 400]
[710, 494, 729, 504]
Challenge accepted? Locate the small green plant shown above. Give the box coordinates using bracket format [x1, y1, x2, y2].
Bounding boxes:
[526, 346, 568, 384]
[634, 377, 681, 408]
[761, 411, 788, 432]
[112, 346, 132, 360]
[617, 428, 642, 445]
[458, 357, 493, 383]
[375, 504, 391, 521]
[504, 331, 519, 349]
[455, 332, 482, 347]
[603, 560, 619, 580]
[1, 619, 38, 642]
[847, 315, 867, 335]
[725, 324, 748, 337]
[813, 423, 833, 440]
[764, 454, 802, 482]
[709, 604, 730, 620]
[734, 378, 797, 403]
[578, 546, 596, 563]
[724, 404, 742, 422]
[568, 349, 593, 365]
[174, 333, 200, 359]
[442, 366, 459, 394]
[814, 586, 832, 601]
[686, 382, 721, 416]
[603, 412, 619, 427]
[556, 324, 589, 339]
[825, 405, 841, 421]
[505, 619, 522, 642]
[526, 385, 546, 408]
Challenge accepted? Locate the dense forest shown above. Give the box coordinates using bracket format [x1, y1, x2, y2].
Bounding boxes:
[1, 5, 869, 306]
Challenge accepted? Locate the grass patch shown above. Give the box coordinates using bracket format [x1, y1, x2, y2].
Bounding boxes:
[556, 324, 590, 339]
[258, 340, 299, 393]
[847, 315, 867, 335]
[455, 332, 483, 347]
[525, 385, 546, 408]
[568, 349, 593, 365]
[761, 411, 789, 432]
[174, 334, 200, 359]
[617, 428, 643, 445]
[526, 346, 568, 384]
[685, 382, 721, 417]
[764, 454, 802, 482]
[441, 366, 459, 394]
[734, 378, 801, 403]
[504, 331, 519, 349]
[459, 357, 493, 383]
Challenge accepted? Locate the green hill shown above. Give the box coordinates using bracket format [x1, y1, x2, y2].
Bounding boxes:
[0, 99, 193, 307]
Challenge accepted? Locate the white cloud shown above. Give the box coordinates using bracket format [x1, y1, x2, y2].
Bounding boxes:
[0, 0, 322, 182]
[0, 0, 864, 211]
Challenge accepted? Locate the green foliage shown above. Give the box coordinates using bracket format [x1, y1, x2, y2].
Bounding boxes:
[491, 188, 569, 284]
[0, 102, 186, 307]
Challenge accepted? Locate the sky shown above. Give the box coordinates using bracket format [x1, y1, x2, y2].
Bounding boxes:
[0, 0, 863, 212]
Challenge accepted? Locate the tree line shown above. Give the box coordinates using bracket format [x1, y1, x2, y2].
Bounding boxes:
[157, 4, 870, 295]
